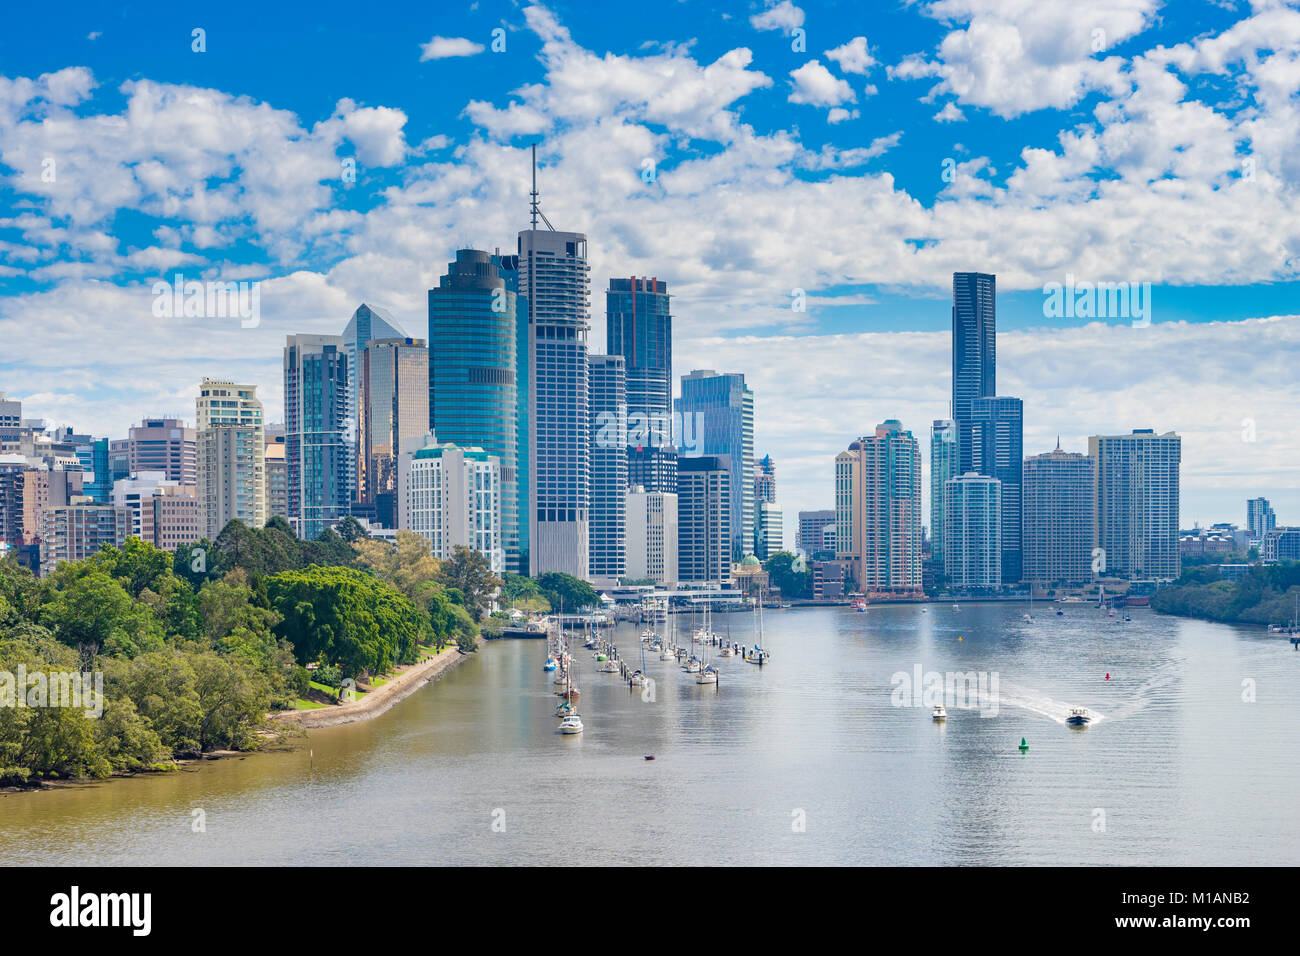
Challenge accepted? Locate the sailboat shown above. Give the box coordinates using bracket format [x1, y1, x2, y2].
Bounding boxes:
[696, 598, 719, 683]
[630, 640, 649, 687]
[660, 611, 678, 660]
[745, 587, 770, 664]
[1023, 590, 1035, 622]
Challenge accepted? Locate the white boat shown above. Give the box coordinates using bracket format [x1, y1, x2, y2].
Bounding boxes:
[744, 647, 769, 664]
[696, 666, 718, 685]
[559, 715, 584, 734]
[596, 659, 619, 673]
[629, 670, 648, 687]
[1066, 707, 1092, 726]
[719, 645, 735, 657]
[932, 705, 947, 721]
[682, 657, 701, 674]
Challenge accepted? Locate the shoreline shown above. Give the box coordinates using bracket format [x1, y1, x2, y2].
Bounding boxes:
[270, 643, 474, 730]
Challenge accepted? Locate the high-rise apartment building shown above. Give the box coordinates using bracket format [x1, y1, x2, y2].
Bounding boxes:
[40, 499, 129, 576]
[283, 337, 350, 539]
[1089, 429, 1181, 580]
[428, 248, 525, 571]
[943, 473, 1002, 588]
[930, 419, 957, 569]
[588, 354, 627, 584]
[1022, 446, 1095, 586]
[264, 425, 288, 521]
[397, 436, 503, 573]
[196, 378, 265, 539]
[519, 226, 591, 577]
[1247, 497, 1276, 543]
[677, 454, 731, 586]
[835, 421, 923, 594]
[677, 370, 754, 561]
[957, 396, 1024, 582]
[952, 272, 996, 410]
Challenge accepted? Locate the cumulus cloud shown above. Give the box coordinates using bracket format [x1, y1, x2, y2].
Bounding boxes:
[825, 36, 876, 75]
[419, 36, 486, 60]
[751, 1, 805, 33]
[788, 60, 856, 106]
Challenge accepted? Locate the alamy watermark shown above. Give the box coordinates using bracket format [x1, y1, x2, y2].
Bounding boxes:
[152, 273, 261, 328]
[1042, 275, 1152, 327]
[1, 666, 104, 718]
[890, 663, 1000, 716]
[594, 405, 702, 455]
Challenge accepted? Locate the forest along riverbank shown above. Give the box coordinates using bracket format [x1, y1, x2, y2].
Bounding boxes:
[270, 644, 472, 730]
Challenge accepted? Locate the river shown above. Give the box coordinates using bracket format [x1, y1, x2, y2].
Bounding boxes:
[2, 603, 1295, 865]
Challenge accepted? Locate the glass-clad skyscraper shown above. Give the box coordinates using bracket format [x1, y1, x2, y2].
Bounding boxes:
[284, 335, 351, 540]
[930, 419, 957, 568]
[359, 337, 428, 529]
[607, 277, 674, 492]
[677, 370, 754, 561]
[428, 249, 525, 571]
[588, 353, 627, 583]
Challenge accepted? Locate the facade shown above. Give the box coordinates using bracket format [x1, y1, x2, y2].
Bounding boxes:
[428, 249, 525, 572]
[812, 559, 850, 600]
[264, 426, 288, 520]
[1247, 497, 1276, 543]
[40, 501, 129, 575]
[797, 509, 836, 557]
[113, 474, 199, 551]
[1022, 447, 1095, 586]
[127, 418, 197, 484]
[397, 436, 503, 573]
[359, 337, 429, 528]
[519, 228, 590, 577]
[1261, 528, 1300, 564]
[676, 370, 754, 560]
[588, 354, 627, 584]
[956, 396, 1024, 583]
[624, 486, 678, 586]
[283, 337, 351, 539]
[929, 419, 957, 570]
[943, 473, 1002, 588]
[607, 276, 674, 493]
[676, 454, 731, 587]
[1089, 430, 1182, 580]
[755, 500, 785, 560]
[342, 303, 407, 506]
[196, 378, 266, 539]
[835, 421, 923, 594]
[951, 272, 996, 411]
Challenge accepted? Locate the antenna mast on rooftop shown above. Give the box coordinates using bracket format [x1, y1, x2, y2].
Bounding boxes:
[530, 143, 555, 232]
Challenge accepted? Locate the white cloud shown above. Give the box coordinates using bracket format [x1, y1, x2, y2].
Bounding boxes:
[825, 36, 876, 75]
[419, 36, 486, 61]
[934, 101, 965, 122]
[788, 60, 856, 106]
[750, 1, 805, 33]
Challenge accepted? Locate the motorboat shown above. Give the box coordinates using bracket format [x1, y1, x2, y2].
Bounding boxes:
[932, 705, 947, 721]
[559, 715, 584, 734]
[1066, 707, 1092, 726]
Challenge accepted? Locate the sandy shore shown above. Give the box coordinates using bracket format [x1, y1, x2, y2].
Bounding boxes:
[271, 644, 473, 729]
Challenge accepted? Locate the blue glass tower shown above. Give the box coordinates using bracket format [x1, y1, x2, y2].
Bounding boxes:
[284, 334, 351, 539]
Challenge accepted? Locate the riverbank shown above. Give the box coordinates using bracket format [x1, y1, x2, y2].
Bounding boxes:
[271, 643, 474, 729]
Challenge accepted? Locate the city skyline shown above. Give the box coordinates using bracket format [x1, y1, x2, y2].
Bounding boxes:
[3, 1, 1299, 534]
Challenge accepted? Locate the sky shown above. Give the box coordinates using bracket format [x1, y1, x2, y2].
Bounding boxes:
[1, 0, 1298, 540]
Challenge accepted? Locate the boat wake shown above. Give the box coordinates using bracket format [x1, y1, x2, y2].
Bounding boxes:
[993, 681, 1106, 726]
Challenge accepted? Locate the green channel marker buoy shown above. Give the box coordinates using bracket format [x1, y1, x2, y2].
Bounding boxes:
[1019, 738, 1029, 753]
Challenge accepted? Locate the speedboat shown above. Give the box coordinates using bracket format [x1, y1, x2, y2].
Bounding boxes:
[1066, 707, 1092, 726]
[932, 705, 947, 721]
[696, 666, 718, 685]
[559, 715, 584, 734]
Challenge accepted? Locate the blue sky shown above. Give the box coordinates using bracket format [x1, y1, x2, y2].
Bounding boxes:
[1, 0, 1298, 533]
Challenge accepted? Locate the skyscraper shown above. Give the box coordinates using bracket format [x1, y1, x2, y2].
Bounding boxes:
[588, 353, 627, 584]
[398, 436, 503, 573]
[196, 378, 266, 538]
[1247, 497, 1276, 542]
[677, 454, 731, 586]
[283, 336, 351, 540]
[929, 419, 957, 569]
[342, 303, 406, 505]
[625, 486, 678, 587]
[957, 396, 1024, 582]
[428, 248, 526, 572]
[358, 337, 429, 528]
[519, 220, 591, 578]
[1089, 429, 1181, 580]
[607, 276, 674, 492]
[943, 473, 1001, 588]
[753, 454, 782, 559]
[835, 421, 923, 594]
[677, 370, 754, 560]
[797, 509, 836, 557]
[1022, 446, 1095, 586]
[952, 272, 996, 410]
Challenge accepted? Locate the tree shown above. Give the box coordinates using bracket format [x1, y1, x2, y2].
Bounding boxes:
[40, 564, 165, 665]
[537, 572, 600, 613]
[438, 546, 502, 621]
[764, 552, 811, 600]
[335, 515, 368, 543]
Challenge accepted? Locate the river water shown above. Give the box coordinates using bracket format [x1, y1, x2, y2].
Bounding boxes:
[2, 603, 1295, 865]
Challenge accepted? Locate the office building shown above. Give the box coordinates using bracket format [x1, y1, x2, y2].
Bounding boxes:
[677, 370, 754, 560]
[607, 276, 674, 492]
[798, 509, 836, 557]
[588, 353, 627, 584]
[625, 486, 678, 587]
[677, 454, 731, 587]
[398, 435, 503, 573]
[956, 396, 1023, 583]
[358, 337, 429, 528]
[127, 418, 197, 484]
[40, 499, 129, 575]
[284, 337, 351, 539]
[930, 419, 957, 569]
